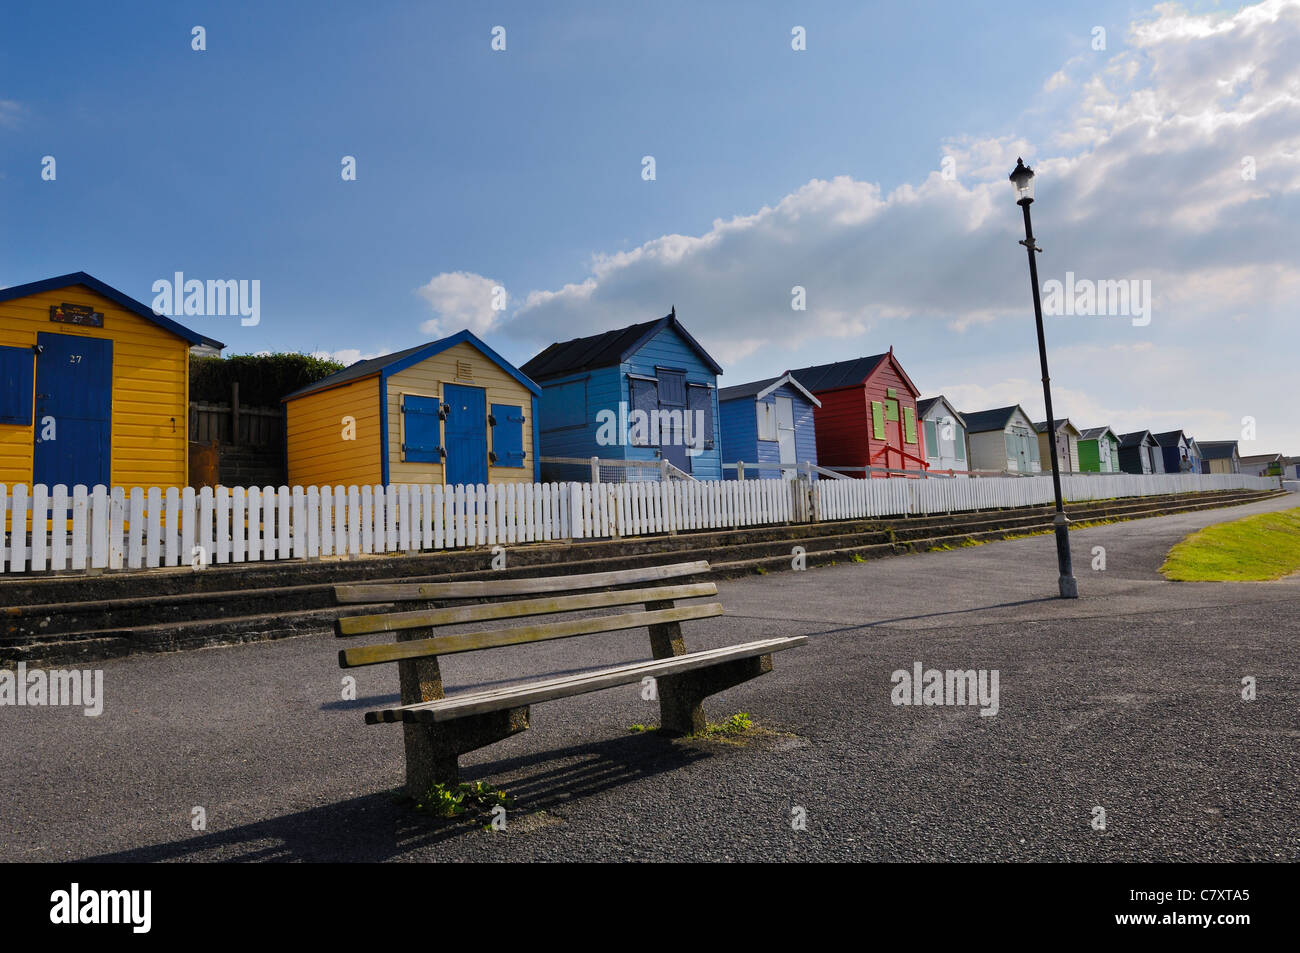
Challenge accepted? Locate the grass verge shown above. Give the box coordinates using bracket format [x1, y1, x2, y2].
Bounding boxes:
[1160, 507, 1300, 581]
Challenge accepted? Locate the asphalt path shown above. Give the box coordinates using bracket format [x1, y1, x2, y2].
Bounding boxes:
[2, 493, 1297, 862]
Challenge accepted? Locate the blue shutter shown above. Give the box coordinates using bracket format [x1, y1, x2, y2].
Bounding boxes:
[491, 403, 526, 468]
[0, 345, 35, 426]
[687, 384, 713, 449]
[656, 368, 686, 406]
[629, 377, 658, 446]
[401, 394, 442, 462]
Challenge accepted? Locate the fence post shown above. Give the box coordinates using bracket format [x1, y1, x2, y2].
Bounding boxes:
[590, 456, 600, 485]
[660, 458, 669, 483]
[737, 461, 745, 481]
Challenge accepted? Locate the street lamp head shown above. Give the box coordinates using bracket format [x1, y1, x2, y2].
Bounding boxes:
[1009, 157, 1035, 205]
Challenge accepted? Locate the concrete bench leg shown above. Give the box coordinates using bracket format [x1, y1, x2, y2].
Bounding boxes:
[646, 597, 775, 735]
[396, 629, 530, 795]
[656, 654, 774, 736]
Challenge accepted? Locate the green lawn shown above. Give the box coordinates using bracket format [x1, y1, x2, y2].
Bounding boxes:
[1160, 507, 1300, 581]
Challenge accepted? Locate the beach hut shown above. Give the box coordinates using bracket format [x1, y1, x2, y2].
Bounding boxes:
[520, 308, 723, 480]
[1198, 441, 1240, 474]
[718, 372, 820, 480]
[1152, 430, 1193, 473]
[282, 329, 540, 487]
[1183, 436, 1204, 474]
[1077, 426, 1121, 473]
[786, 348, 925, 476]
[0, 272, 223, 490]
[1117, 431, 1163, 474]
[1034, 419, 1082, 474]
[1239, 452, 1284, 478]
[916, 396, 969, 476]
[960, 405, 1041, 474]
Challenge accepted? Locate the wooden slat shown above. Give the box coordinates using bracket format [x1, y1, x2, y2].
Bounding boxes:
[336, 582, 718, 637]
[339, 603, 724, 669]
[333, 559, 712, 604]
[364, 636, 807, 724]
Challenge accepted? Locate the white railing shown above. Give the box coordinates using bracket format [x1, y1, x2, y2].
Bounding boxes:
[0, 472, 1279, 575]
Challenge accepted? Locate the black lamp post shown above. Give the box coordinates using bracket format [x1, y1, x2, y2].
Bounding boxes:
[1010, 157, 1078, 599]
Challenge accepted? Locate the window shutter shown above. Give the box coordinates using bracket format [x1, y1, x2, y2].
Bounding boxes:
[885, 399, 899, 422]
[871, 401, 885, 440]
[629, 377, 658, 446]
[903, 406, 917, 444]
[401, 394, 442, 463]
[756, 401, 777, 441]
[490, 403, 526, 467]
[923, 419, 937, 455]
[954, 426, 966, 460]
[0, 345, 35, 426]
[687, 384, 714, 449]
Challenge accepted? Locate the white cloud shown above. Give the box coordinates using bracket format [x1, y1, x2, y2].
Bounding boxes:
[416, 271, 505, 337]
[0, 100, 21, 127]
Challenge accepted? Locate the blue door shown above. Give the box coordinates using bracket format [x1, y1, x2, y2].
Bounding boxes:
[33, 332, 113, 488]
[442, 383, 487, 486]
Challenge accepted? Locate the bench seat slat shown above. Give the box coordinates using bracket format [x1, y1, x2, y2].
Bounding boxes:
[339, 603, 725, 669]
[363, 636, 808, 724]
[334, 560, 711, 604]
[336, 582, 718, 637]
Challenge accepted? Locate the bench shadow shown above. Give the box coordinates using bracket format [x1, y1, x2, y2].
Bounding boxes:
[77, 731, 710, 863]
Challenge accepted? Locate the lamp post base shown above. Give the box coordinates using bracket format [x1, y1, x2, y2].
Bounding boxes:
[1058, 575, 1079, 599]
[1052, 517, 1079, 599]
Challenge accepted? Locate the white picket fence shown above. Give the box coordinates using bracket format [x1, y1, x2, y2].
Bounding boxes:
[0, 472, 1280, 575]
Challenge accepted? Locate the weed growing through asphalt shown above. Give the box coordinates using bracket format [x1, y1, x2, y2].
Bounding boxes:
[702, 712, 754, 736]
[627, 723, 658, 733]
[413, 780, 513, 819]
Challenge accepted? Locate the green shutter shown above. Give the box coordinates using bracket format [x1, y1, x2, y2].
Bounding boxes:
[923, 419, 937, 454]
[903, 406, 917, 444]
[871, 401, 885, 440]
[954, 426, 965, 460]
[885, 399, 899, 422]
[886, 387, 897, 399]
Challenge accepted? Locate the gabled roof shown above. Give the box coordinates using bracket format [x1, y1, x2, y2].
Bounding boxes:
[281, 329, 540, 402]
[1033, 418, 1080, 437]
[1240, 452, 1283, 464]
[1118, 430, 1156, 447]
[718, 372, 820, 407]
[1198, 441, 1239, 460]
[785, 347, 921, 397]
[960, 405, 1030, 434]
[916, 396, 966, 427]
[1151, 430, 1187, 447]
[520, 309, 723, 381]
[0, 271, 225, 349]
[1078, 426, 1117, 442]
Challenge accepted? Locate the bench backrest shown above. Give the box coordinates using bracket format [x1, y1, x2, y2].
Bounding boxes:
[333, 561, 718, 676]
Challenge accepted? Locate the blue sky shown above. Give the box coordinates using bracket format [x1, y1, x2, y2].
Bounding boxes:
[3, 1, 1298, 452]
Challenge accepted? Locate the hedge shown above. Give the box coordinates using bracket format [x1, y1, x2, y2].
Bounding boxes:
[190, 352, 347, 406]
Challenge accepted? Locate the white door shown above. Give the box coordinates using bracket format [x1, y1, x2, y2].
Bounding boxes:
[775, 396, 796, 477]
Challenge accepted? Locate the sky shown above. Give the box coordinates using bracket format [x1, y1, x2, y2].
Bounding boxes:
[2, 0, 1297, 453]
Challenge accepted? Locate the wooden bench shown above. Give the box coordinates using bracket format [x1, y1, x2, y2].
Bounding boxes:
[332, 560, 805, 795]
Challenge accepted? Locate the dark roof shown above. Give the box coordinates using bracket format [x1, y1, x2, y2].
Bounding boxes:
[1033, 418, 1072, 434]
[1240, 452, 1283, 464]
[0, 271, 225, 349]
[519, 311, 723, 381]
[718, 376, 779, 402]
[1151, 430, 1186, 447]
[784, 354, 886, 392]
[282, 329, 539, 402]
[1198, 441, 1239, 460]
[916, 396, 966, 427]
[1118, 430, 1154, 447]
[1078, 426, 1115, 441]
[960, 406, 1021, 433]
